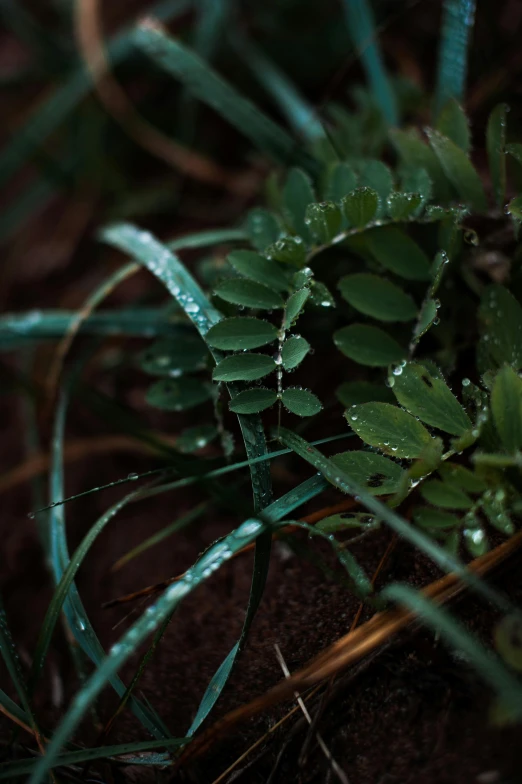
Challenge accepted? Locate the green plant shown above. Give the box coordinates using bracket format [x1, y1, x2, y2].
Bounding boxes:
[2, 1, 522, 781]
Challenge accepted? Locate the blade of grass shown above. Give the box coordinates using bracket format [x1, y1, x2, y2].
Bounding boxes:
[28, 474, 327, 784]
[383, 583, 522, 718]
[132, 24, 319, 175]
[47, 386, 172, 739]
[434, 0, 476, 117]
[34, 432, 350, 515]
[342, 0, 398, 126]
[230, 33, 326, 144]
[29, 485, 149, 694]
[275, 428, 512, 613]
[0, 738, 187, 780]
[0, 595, 47, 756]
[0, 308, 180, 350]
[100, 222, 276, 733]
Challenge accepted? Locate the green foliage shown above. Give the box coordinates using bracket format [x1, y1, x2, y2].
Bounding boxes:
[5, 4, 522, 778]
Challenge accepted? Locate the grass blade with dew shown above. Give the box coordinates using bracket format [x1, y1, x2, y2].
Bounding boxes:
[0, 0, 192, 188]
[229, 32, 327, 145]
[383, 583, 522, 719]
[28, 474, 328, 783]
[99, 222, 274, 509]
[132, 24, 319, 176]
[275, 428, 513, 614]
[342, 0, 398, 126]
[101, 221, 277, 730]
[29, 484, 151, 695]
[0, 308, 180, 351]
[434, 0, 476, 118]
[167, 227, 248, 250]
[35, 433, 351, 516]
[45, 385, 172, 740]
[0, 226, 248, 351]
[0, 738, 188, 780]
[0, 594, 47, 753]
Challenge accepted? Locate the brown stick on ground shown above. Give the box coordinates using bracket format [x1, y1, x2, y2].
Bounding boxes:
[175, 529, 522, 767]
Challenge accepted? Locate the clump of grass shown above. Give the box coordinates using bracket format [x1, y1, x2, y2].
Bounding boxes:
[2, 1, 522, 782]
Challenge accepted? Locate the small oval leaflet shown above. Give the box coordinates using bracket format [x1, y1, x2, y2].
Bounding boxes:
[246, 207, 282, 251]
[176, 425, 218, 453]
[281, 387, 322, 417]
[413, 298, 439, 342]
[226, 249, 288, 292]
[436, 98, 471, 153]
[282, 167, 316, 242]
[140, 334, 208, 377]
[214, 278, 284, 310]
[334, 324, 407, 366]
[386, 191, 422, 221]
[390, 126, 452, 203]
[281, 335, 310, 370]
[358, 160, 394, 214]
[364, 226, 431, 281]
[438, 463, 486, 493]
[345, 401, 433, 458]
[304, 201, 342, 243]
[325, 161, 357, 203]
[341, 187, 379, 228]
[229, 387, 278, 414]
[146, 377, 211, 411]
[478, 284, 522, 370]
[265, 236, 307, 266]
[401, 166, 432, 205]
[426, 128, 487, 212]
[420, 480, 473, 510]
[491, 365, 522, 453]
[338, 273, 417, 322]
[391, 362, 471, 436]
[462, 519, 489, 557]
[205, 317, 278, 351]
[212, 353, 276, 382]
[413, 507, 460, 530]
[309, 281, 335, 308]
[331, 451, 404, 495]
[284, 288, 310, 328]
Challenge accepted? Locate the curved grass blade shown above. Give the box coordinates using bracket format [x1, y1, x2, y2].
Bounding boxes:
[168, 227, 248, 250]
[0, 595, 46, 752]
[99, 222, 272, 507]
[47, 388, 171, 740]
[132, 24, 319, 175]
[0, 738, 187, 780]
[342, 0, 398, 126]
[100, 221, 275, 737]
[28, 475, 328, 784]
[434, 0, 476, 117]
[230, 33, 326, 144]
[29, 486, 148, 694]
[35, 433, 351, 515]
[275, 428, 512, 612]
[383, 584, 522, 719]
[0, 309, 179, 350]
